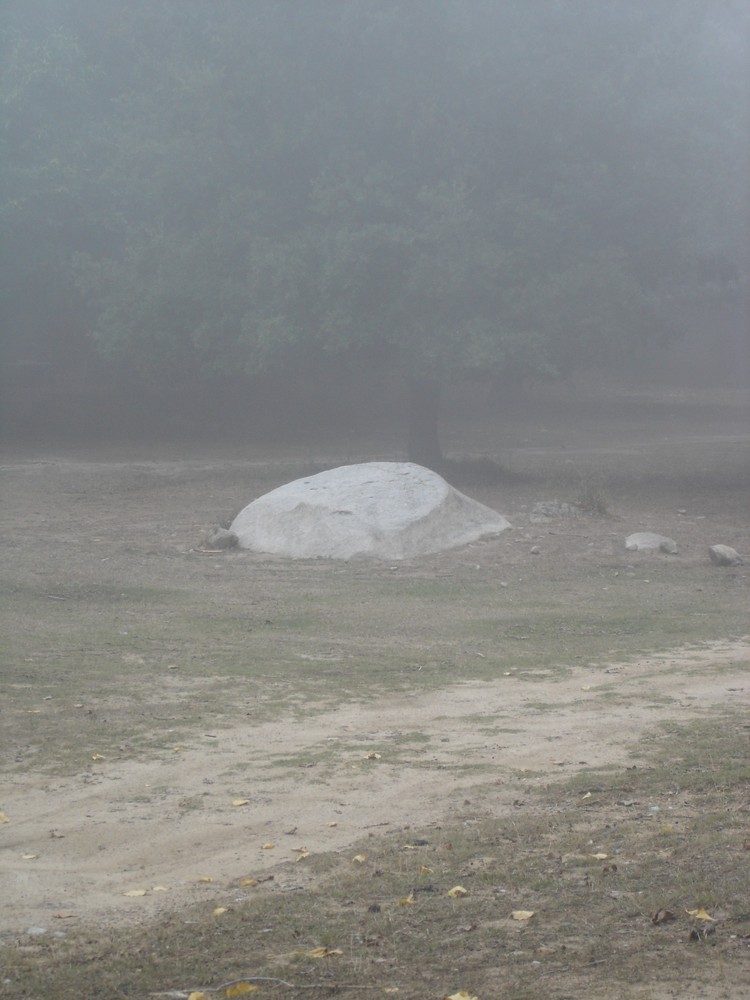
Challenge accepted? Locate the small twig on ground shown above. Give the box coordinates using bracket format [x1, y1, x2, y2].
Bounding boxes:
[150, 978, 296, 998]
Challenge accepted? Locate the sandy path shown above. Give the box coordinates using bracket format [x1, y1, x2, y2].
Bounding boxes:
[1, 640, 747, 936]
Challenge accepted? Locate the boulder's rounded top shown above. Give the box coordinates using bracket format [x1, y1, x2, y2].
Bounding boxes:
[230, 461, 510, 560]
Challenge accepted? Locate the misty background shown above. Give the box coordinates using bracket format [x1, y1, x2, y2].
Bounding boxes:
[1, 0, 748, 460]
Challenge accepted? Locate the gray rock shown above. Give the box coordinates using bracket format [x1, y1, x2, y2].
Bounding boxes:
[202, 527, 238, 550]
[625, 532, 678, 554]
[530, 500, 582, 522]
[230, 461, 511, 560]
[708, 544, 743, 566]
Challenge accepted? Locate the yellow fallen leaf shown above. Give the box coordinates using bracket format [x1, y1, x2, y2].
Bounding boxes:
[581, 792, 592, 800]
[581, 685, 591, 691]
[661, 823, 674, 833]
[447, 886, 469, 898]
[420, 866, 433, 875]
[294, 850, 310, 862]
[291, 845, 308, 853]
[511, 910, 535, 921]
[445, 993, 479, 1000]
[240, 878, 259, 887]
[0, 812, 10, 824]
[226, 985, 260, 997]
[196, 876, 213, 883]
[261, 842, 275, 850]
[187, 993, 208, 1000]
[152, 885, 169, 892]
[352, 853, 367, 863]
[399, 893, 415, 906]
[306, 947, 343, 958]
[328, 821, 338, 827]
[365, 752, 381, 759]
[91, 753, 106, 761]
[122, 889, 148, 897]
[173, 745, 186, 752]
[687, 907, 715, 921]
[232, 799, 250, 806]
[590, 853, 609, 860]
[21, 854, 38, 860]
[213, 907, 228, 916]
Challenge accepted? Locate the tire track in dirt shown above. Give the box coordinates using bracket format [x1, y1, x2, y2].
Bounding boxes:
[1, 640, 747, 935]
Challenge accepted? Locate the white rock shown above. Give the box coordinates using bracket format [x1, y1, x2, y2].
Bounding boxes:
[708, 544, 743, 566]
[625, 532, 678, 554]
[230, 462, 511, 560]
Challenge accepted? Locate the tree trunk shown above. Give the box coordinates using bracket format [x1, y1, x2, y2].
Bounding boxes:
[406, 374, 444, 470]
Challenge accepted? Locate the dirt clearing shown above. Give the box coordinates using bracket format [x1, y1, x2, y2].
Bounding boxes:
[1, 386, 749, 997]
[2, 640, 748, 934]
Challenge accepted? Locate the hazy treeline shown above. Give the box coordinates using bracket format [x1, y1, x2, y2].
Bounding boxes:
[1, 1, 747, 449]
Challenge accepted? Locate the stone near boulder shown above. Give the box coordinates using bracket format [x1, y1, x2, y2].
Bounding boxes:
[625, 532, 678, 554]
[530, 500, 582, 521]
[230, 461, 511, 560]
[708, 544, 743, 566]
[201, 527, 238, 550]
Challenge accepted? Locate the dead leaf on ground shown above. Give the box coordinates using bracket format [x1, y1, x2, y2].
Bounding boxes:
[399, 893, 415, 906]
[687, 907, 715, 921]
[444, 992, 479, 1000]
[447, 886, 469, 898]
[511, 910, 535, 921]
[225, 985, 260, 997]
[122, 889, 148, 897]
[306, 946, 343, 958]
[212, 907, 228, 917]
[232, 798, 250, 807]
[0, 812, 10, 824]
[365, 752, 382, 760]
[353, 853, 367, 863]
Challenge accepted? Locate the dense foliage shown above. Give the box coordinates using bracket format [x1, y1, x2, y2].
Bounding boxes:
[2, 0, 747, 451]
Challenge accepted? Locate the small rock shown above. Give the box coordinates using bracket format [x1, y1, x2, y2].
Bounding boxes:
[530, 500, 582, 522]
[708, 544, 743, 566]
[625, 532, 678, 554]
[202, 527, 238, 550]
[530, 545, 541, 555]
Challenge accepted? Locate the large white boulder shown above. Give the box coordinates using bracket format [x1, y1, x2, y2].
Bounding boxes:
[230, 461, 511, 560]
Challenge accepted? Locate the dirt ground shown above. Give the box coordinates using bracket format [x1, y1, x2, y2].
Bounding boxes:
[2, 642, 748, 936]
[1, 383, 748, 944]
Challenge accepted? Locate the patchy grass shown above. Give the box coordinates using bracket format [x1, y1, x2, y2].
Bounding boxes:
[3, 710, 748, 1000]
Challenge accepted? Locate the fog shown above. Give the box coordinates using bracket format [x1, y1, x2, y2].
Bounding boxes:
[1, 0, 748, 455]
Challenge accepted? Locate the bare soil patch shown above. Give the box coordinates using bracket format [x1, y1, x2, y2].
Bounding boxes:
[2, 642, 747, 935]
